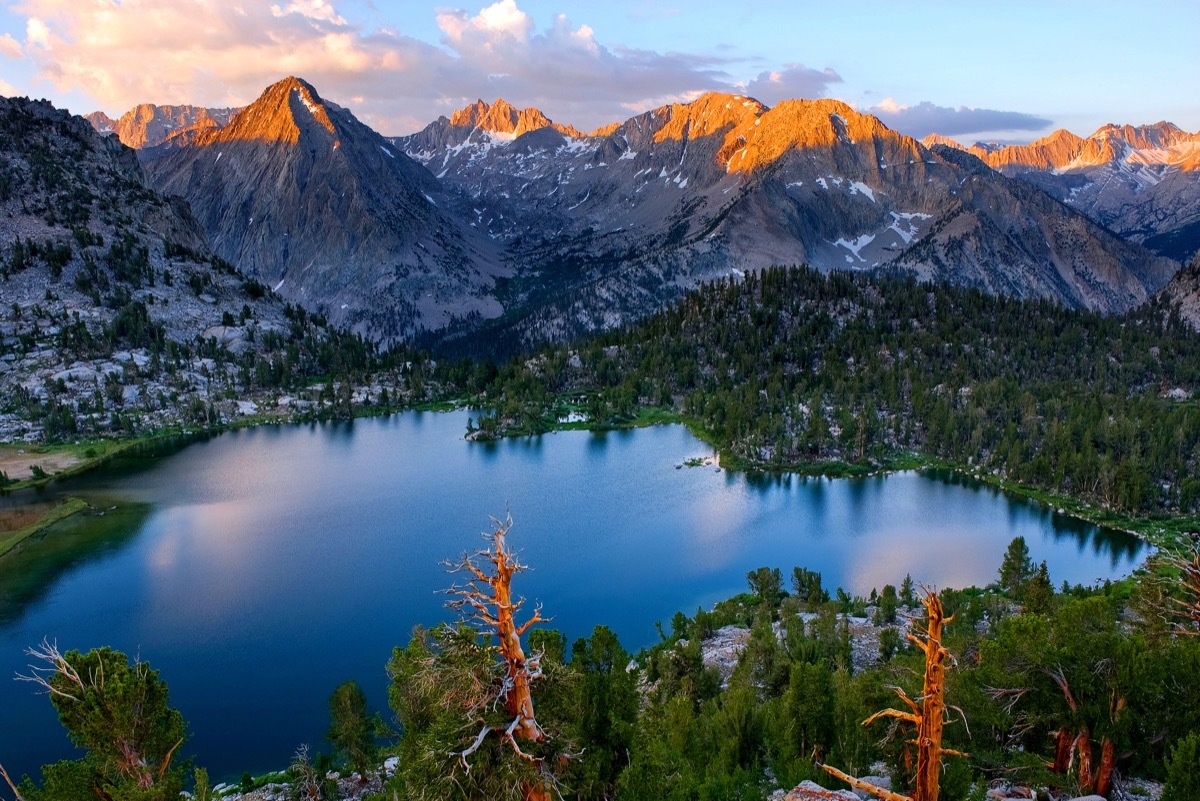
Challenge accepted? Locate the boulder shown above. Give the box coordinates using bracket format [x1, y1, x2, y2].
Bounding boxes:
[783, 780, 858, 801]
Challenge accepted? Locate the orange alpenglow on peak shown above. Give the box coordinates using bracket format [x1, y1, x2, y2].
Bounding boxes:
[921, 133, 964, 150]
[969, 121, 1200, 173]
[710, 97, 920, 174]
[649, 92, 768, 144]
[199, 76, 337, 146]
[448, 98, 583, 138]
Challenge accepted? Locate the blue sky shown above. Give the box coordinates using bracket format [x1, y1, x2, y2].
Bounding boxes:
[1, 0, 1197, 141]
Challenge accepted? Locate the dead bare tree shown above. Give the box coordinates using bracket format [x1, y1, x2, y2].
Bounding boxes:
[442, 515, 555, 801]
[1152, 532, 1200, 635]
[0, 761, 25, 801]
[821, 586, 967, 801]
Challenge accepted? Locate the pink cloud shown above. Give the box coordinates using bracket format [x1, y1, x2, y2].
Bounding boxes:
[7, 0, 829, 135]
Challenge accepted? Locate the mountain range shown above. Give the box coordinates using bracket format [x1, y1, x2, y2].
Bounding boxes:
[924, 123, 1200, 262]
[68, 77, 1198, 350]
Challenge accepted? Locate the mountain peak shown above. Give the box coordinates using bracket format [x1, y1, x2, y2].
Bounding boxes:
[447, 98, 582, 138]
[207, 76, 336, 145]
[922, 133, 964, 150]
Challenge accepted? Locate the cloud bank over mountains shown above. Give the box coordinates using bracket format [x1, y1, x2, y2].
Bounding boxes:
[4, 0, 1052, 138]
[869, 98, 1053, 140]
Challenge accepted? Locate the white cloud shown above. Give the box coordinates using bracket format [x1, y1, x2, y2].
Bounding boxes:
[7, 0, 831, 135]
[875, 97, 905, 114]
[0, 32, 23, 59]
[271, 1, 347, 26]
[25, 17, 50, 47]
[0, 78, 20, 97]
[437, 0, 532, 47]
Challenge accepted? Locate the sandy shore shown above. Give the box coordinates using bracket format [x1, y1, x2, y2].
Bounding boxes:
[0, 448, 81, 481]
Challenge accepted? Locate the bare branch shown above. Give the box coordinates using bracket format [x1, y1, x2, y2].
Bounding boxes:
[156, 737, 184, 783]
[0, 761, 26, 801]
[863, 708, 921, 727]
[820, 764, 913, 801]
[453, 724, 503, 770]
[516, 605, 550, 637]
[983, 686, 1028, 714]
[15, 639, 84, 702]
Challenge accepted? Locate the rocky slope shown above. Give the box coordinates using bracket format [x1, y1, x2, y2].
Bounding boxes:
[1159, 249, 1200, 331]
[0, 94, 389, 443]
[86, 103, 237, 149]
[142, 77, 507, 344]
[931, 122, 1200, 261]
[398, 93, 1176, 350]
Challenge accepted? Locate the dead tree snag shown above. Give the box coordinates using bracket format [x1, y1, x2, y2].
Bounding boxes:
[1154, 533, 1200, 635]
[822, 586, 966, 801]
[443, 515, 554, 799]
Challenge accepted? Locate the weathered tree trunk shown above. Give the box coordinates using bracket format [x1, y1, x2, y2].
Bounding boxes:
[1075, 728, 1094, 792]
[911, 592, 951, 801]
[821, 587, 965, 801]
[1052, 729, 1073, 774]
[1095, 737, 1116, 798]
[492, 553, 544, 744]
[445, 517, 553, 801]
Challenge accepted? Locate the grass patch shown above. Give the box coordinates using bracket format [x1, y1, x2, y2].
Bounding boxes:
[0, 496, 89, 558]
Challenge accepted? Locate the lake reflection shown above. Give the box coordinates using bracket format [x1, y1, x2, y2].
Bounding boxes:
[0, 411, 1145, 781]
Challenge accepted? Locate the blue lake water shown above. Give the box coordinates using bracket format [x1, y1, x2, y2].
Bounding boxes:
[0, 410, 1144, 781]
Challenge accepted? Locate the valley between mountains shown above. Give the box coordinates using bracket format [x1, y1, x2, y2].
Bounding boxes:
[4, 69, 1200, 801]
[2, 74, 1199, 515]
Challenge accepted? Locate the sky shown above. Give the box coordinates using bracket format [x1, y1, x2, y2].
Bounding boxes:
[0, 0, 1197, 143]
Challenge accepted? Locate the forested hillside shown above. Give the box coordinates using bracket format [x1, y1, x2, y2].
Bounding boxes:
[470, 266, 1200, 516]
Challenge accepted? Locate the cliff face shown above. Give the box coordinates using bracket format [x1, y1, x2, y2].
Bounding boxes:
[1160, 250, 1200, 331]
[143, 77, 507, 344]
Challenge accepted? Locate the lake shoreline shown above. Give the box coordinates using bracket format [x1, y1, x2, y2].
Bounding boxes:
[2, 400, 1194, 558]
[0, 496, 88, 557]
[476, 406, 1195, 550]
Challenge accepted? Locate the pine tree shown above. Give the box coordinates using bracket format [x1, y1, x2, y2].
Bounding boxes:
[15, 641, 187, 800]
[998, 536, 1034, 599]
[1162, 732, 1200, 801]
[1023, 561, 1054, 615]
[327, 680, 376, 779]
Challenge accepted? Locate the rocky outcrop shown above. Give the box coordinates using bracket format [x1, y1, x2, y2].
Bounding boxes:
[448, 98, 583, 138]
[780, 781, 858, 800]
[1158, 249, 1200, 330]
[142, 77, 507, 344]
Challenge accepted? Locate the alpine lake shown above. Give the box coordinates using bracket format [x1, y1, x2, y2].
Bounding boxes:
[0, 409, 1145, 782]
